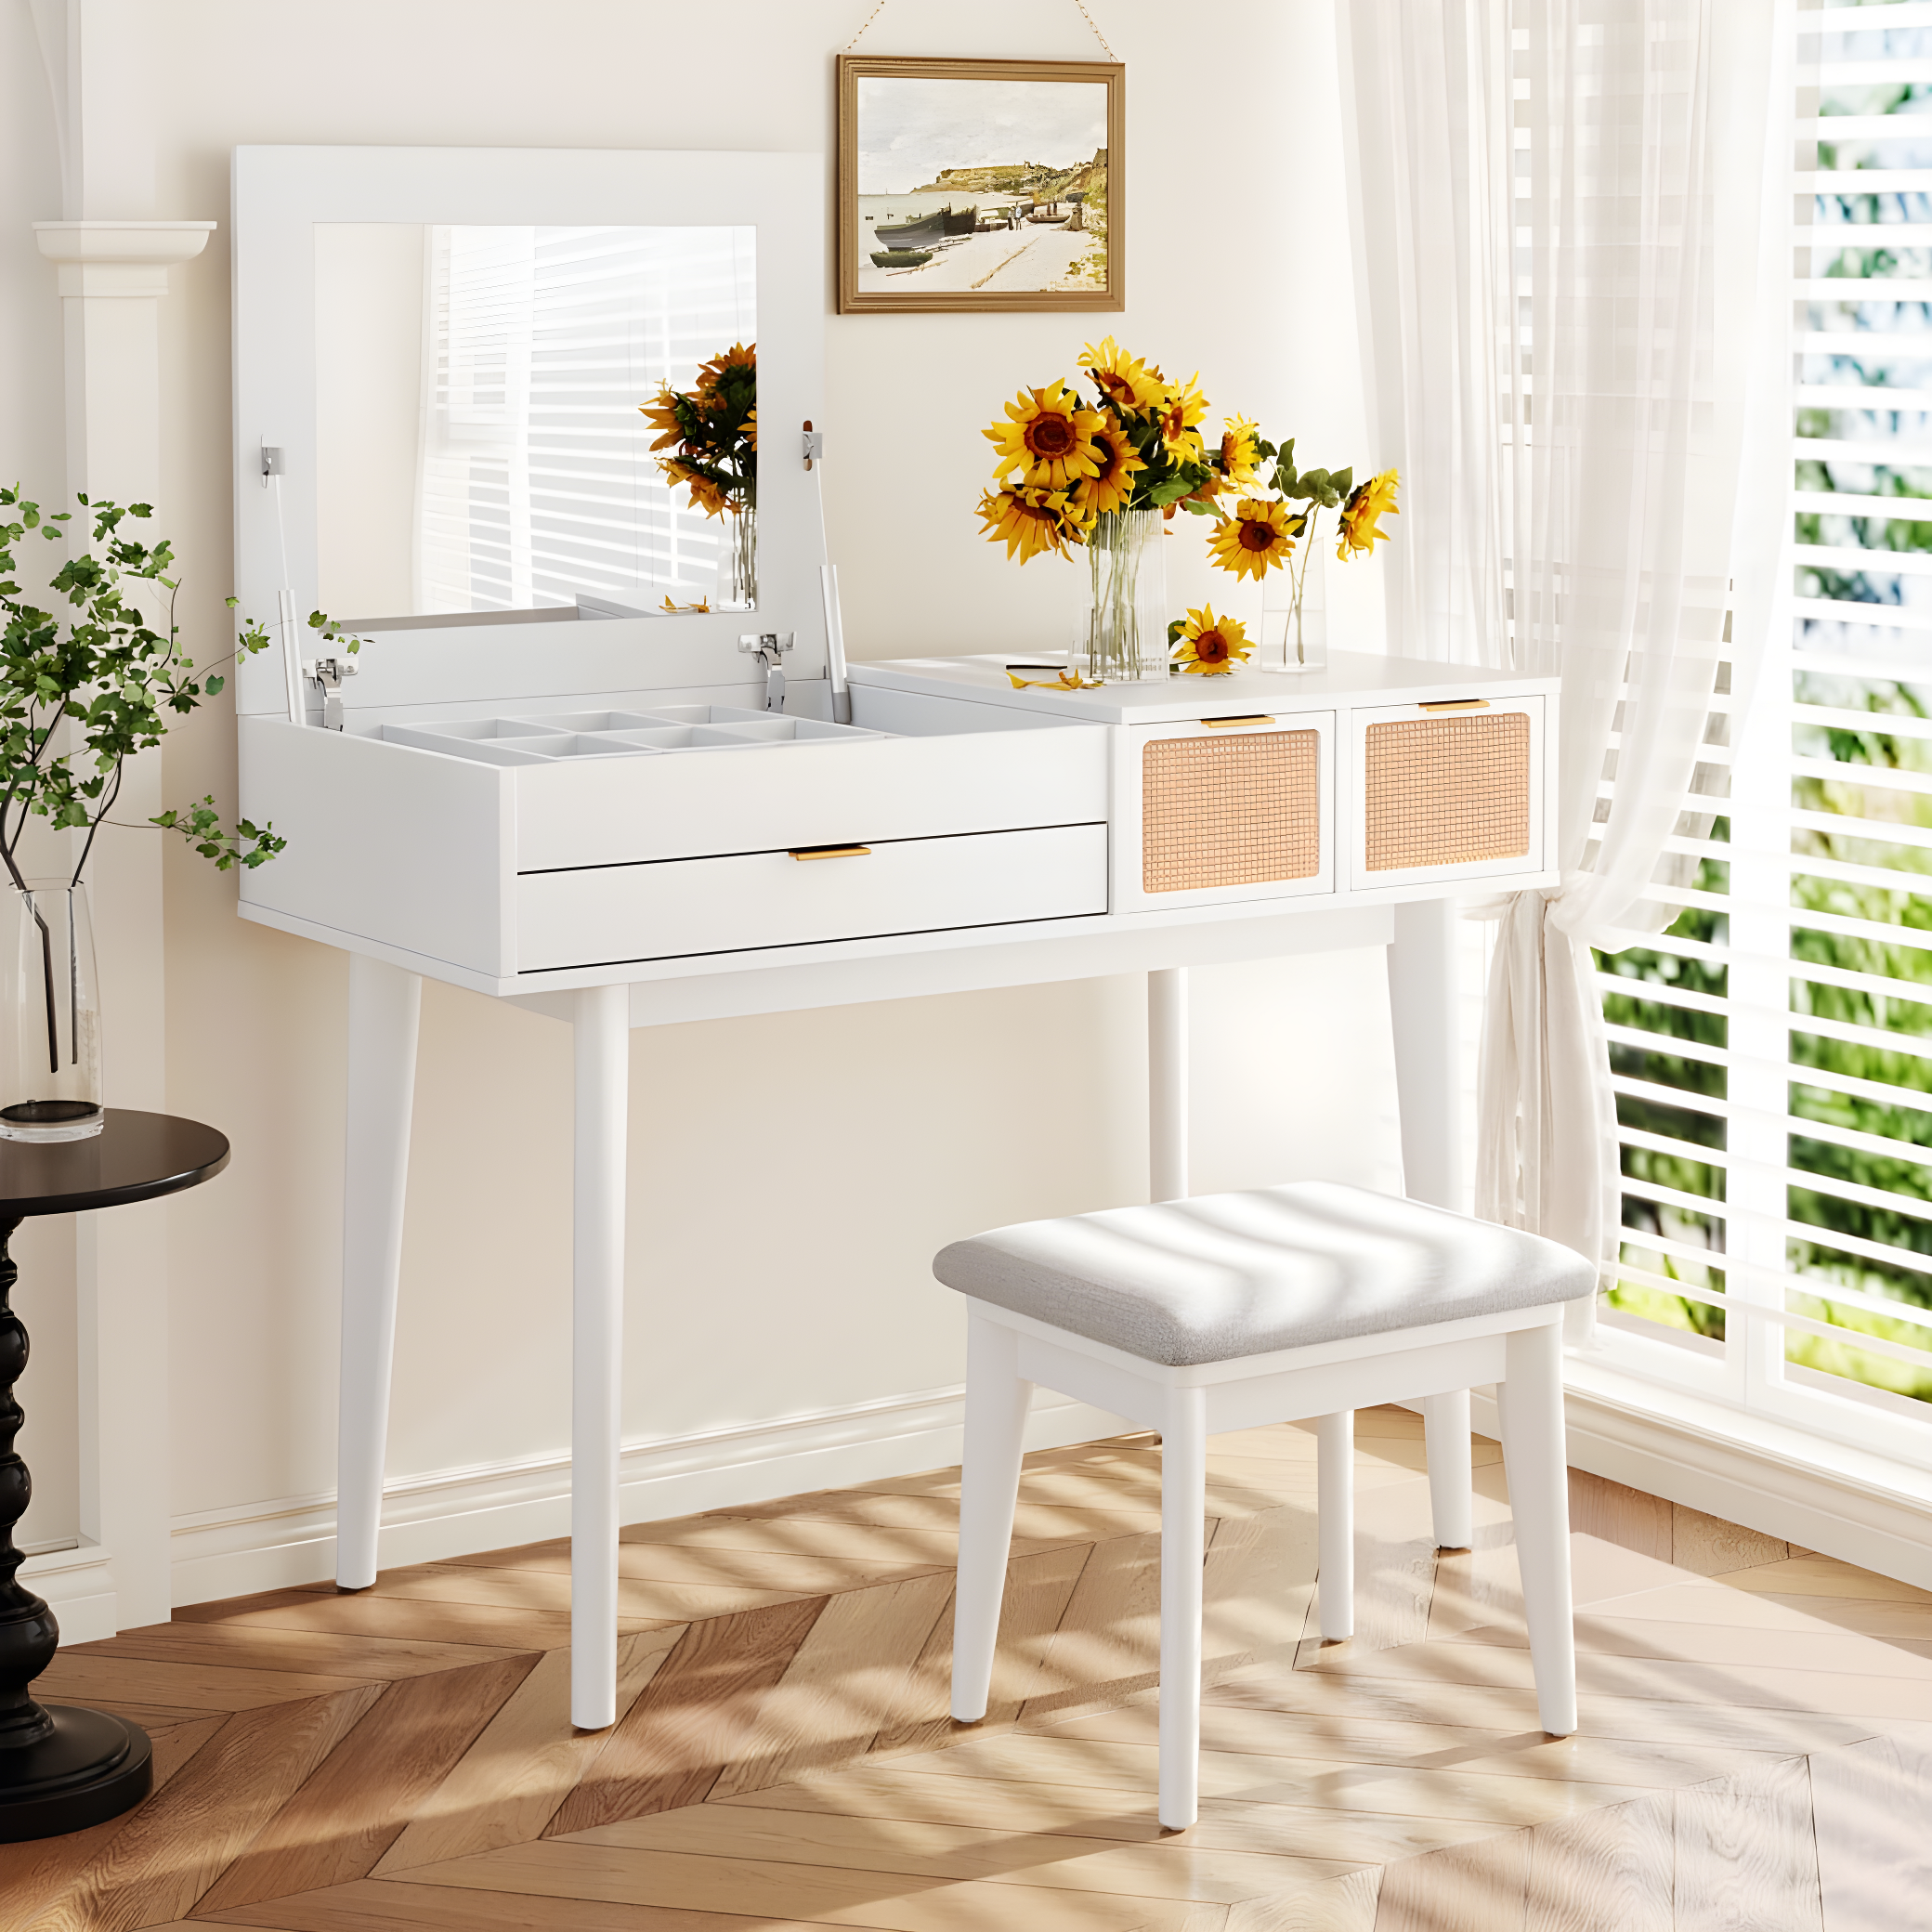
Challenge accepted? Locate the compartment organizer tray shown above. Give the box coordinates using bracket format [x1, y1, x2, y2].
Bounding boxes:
[382, 706, 884, 766]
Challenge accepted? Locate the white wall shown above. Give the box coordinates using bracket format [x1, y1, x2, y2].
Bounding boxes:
[7, 0, 1402, 1604]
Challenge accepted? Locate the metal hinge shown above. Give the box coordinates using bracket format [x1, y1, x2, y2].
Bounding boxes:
[304, 654, 359, 730]
[738, 631, 795, 711]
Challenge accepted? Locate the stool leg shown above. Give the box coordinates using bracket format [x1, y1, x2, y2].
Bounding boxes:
[1497, 1319, 1578, 1737]
[1423, 1390, 1474, 1550]
[1316, 1412, 1354, 1641]
[951, 1313, 1032, 1724]
[1158, 1384, 1208, 1832]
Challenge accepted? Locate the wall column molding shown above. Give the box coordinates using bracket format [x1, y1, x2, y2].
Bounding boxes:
[31, 217, 215, 1632]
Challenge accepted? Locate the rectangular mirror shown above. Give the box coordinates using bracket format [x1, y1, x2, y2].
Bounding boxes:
[314, 223, 757, 622]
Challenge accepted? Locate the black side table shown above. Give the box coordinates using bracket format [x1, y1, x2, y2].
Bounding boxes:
[0, 1109, 228, 1841]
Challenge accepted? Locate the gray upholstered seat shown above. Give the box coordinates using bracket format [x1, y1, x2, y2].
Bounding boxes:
[932, 1181, 1596, 1368]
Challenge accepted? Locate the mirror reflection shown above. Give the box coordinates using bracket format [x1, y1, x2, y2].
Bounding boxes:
[313, 223, 757, 622]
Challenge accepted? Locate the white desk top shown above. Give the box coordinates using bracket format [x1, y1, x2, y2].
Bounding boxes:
[849, 651, 1552, 726]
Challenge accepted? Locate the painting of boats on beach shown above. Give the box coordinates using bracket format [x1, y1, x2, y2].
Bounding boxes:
[838, 56, 1123, 314]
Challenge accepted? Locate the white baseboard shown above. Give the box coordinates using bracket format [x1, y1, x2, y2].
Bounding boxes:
[1461, 1360, 1932, 1591]
[21, 1543, 117, 1644]
[169, 1383, 1132, 1610]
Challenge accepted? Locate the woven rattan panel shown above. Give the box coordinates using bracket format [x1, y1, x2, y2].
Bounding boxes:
[1364, 711, 1530, 872]
[1142, 730, 1321, 894]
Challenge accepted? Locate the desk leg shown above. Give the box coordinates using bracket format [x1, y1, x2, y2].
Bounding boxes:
[572, 984, 629, 1730]
[1389, 900, 1477, 1548]
[1149, 967, 1188, 1203]
[1387, 898, 1462, 1212]
[337, 956, 422, 1591]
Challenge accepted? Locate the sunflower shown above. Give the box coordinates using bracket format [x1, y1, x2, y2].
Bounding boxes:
[986, 381, 1105, 491]
[1217, 416, 1262, 490]
[661, 460, 732, 519]
[1071, 421, 1148, 518]
[1208, 497, 1298, 581]
[1170, 605, 1252, 675]
[1155, 372, 1209, 463]
[1337, 468, 1400, 560]
[1078, 336, 1168, 414]
[977, 484, 1089, 565]
[742, 407, 757, 451]
[697, 341, 755, 388]
[639, 385, 686, 451]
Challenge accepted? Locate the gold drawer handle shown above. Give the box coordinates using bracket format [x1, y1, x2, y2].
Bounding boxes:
[789, 843, 871, 860]
[1201, 714, 1276, 730]
[1418, 698, 1491, 711]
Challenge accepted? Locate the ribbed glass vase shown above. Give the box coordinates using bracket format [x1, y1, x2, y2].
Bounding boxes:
[0, 881, 102, 1142]
[1077, 508, 1165, 683]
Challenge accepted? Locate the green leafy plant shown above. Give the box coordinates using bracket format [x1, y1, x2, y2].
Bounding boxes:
[0, 486, 285, 887]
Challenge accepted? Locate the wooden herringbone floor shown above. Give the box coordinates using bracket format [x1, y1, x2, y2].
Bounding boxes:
[4, 1407, 1930, 1928]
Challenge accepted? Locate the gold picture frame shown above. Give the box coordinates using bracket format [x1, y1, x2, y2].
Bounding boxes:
[837, 55, 1124, 315]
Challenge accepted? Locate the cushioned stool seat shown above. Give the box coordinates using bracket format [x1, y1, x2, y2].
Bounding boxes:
[934, 1181, 1597, 1365]
[936, 1181, 1597, 1831]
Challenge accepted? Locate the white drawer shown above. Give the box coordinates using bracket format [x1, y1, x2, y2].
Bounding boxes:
[1112, 711, 1336, 914]
[516, 822, 1108, 971]
[1346, 696, 1548, 890]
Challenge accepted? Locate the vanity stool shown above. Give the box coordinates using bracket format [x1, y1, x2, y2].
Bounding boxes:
[934, 1181, 1597, 1830]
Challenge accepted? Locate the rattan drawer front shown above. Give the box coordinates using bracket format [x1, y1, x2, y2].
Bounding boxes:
[1363, 711, 1530, 873]
[1142, 729, 1322, 894]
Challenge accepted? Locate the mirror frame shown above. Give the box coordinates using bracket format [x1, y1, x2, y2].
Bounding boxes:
[231, 146, 826, 720]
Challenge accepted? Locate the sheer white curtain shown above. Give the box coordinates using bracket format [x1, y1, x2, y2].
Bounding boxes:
[1339, 0, 1788, 1294]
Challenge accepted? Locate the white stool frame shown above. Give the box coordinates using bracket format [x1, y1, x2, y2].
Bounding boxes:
[951, 1296, 1577, 1831]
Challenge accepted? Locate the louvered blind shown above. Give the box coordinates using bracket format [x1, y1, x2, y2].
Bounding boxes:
[417, 224, 756, 615]
[1595, 0, 1932, 1469]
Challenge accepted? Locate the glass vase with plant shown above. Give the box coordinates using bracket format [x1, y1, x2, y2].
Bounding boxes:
[1192, 440, 1401, 671]
[0, 489, 284, 1137]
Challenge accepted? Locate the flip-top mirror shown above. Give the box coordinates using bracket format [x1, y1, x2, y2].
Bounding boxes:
[315, 222, 757, 622]
[231, 147, 824, 720]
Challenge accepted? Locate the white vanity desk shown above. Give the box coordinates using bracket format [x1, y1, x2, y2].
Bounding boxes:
[229, 143, 1559, 1729]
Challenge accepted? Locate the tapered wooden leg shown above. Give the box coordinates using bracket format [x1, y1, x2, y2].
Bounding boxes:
[1497, 1316, 1577, 1736]
[1387, 897, 1461, 1213]
[1317, 1410, 1354, 1641]
[951, 1313, 1032, 1723]
[336, 955, 422, 1591]
[571, 984, 629, 1730]
[1148, 968, 1188, 1204]
[1158, 1384, 1208, 1832]
[1423, 1389, 1474, 1549]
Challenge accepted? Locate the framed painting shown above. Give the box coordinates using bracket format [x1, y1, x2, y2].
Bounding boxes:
[836, 55, 1124, 315]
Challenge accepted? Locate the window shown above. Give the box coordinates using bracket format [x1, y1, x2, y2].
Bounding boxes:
[1596, 0, 1932, 1468]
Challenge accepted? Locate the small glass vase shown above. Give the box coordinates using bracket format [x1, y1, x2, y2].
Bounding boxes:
[1263, 529, 1328, 672]
[1077, 507, 1166, 682]
[0, 881, 102, 1142]
[724, 494, 758, 607]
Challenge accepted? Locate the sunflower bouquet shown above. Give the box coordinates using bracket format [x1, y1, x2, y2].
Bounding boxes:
[979, 339, 1247, 679]
[976, 339, 1399, 678]
[640, 342, 758, 604]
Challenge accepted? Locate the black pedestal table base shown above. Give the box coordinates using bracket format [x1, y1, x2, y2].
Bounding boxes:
[0, 1112, 228, 1839]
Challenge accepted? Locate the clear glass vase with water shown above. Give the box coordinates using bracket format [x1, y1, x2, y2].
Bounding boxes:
[0, 881, 102, 1142]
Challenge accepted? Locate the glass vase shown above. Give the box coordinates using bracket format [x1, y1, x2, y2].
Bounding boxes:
[1077, 507, 1165, 682]
[0, 881, 101, 1142]
[724, 495, 758, 607]
[1263, 528, 1328, 672]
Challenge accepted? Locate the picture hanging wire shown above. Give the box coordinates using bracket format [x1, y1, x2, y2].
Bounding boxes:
[844, 0, 1116, 59]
